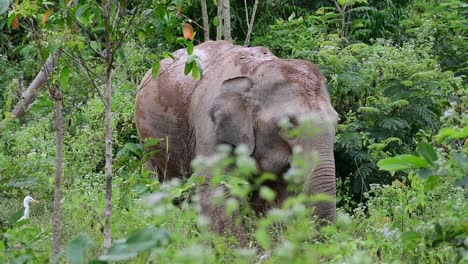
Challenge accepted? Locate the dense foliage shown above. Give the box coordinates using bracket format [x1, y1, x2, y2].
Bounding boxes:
[0, 0, 466, 263]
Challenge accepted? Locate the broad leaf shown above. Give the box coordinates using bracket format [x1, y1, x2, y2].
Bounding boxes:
[184, 61, 193, 75]
[377, 154, 428, 172]
[99, 228, 171, 262]
[452, 152, 468, 172]
[66, 234, 92, 264]
[187, 41, 194, 55]
[416, 142, 437, 165]
[0, 0, 9, 15]
[191, 61, 200, 79]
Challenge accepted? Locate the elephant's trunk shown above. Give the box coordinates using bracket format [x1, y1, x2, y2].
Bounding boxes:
[301, 128, 336, 223]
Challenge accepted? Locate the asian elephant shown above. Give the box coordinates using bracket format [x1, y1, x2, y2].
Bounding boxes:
[135, 41, 338, 242]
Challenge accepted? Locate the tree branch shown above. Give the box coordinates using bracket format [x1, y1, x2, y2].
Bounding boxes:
[0, 49, 62, 131]
[244, 0, 259, 46]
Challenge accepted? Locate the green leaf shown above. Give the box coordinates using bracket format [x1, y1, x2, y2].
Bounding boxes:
[0, 241, 5, 263]
[213, 17, 219, 27]
[191, 62, 200, 79]
[163, 52, 175, 60]
[425, 175, 442, 190]
[259, 186, 276, 202]
[224, 198, 239, 216]
[0, 0, 10, 15]
[187, 41, 194, 55]
[416, 142, 437, 165]
[59, 66, 71, 88]
[357, 106, 380, 114]
[99, 228, 171, 262]
[418, 168, 435, 179]
[125, 228, 170, 251]
[255, 228, 270, 249]
[152, 60, 160, 77]
[377, 154, 429, 172]
[143, 138, 160, 149]
[20, 45, 34, 58]
[66, 233, 92, 264]
[401, 231, 422, 250]
[7, 11, 16, 28]
[436, 126, 468, 141]
[452, 152, 468, 173]
[184, 61, 193, 75]
[124, 143, 143, 158]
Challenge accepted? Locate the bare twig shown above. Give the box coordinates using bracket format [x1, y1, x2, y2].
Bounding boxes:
[113, 6, 139, 53]
[180, 13, 205, 30]
[62, 49, 106, 105]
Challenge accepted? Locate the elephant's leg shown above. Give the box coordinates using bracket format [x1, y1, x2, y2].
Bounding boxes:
[250, 177, 290, 215]
[198, 183, 248, 245]
[145, 155, 162, 179]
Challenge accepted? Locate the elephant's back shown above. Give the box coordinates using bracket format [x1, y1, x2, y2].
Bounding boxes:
[134, 41, 280, 178]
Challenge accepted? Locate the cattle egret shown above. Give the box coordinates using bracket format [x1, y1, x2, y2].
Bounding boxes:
[17, 196, 39, 222]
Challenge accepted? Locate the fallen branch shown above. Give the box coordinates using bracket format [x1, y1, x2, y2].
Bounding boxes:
[0, 49, 62, 131]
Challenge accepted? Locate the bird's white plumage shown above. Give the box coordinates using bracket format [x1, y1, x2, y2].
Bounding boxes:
[18, 195, 38, 222]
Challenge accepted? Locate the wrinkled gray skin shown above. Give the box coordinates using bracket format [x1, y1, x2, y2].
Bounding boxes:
[135, 41, 338, 243]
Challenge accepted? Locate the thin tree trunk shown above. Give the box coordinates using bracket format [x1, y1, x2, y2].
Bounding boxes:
[243, 0, 249, 29]
[201, 0, 210, 41]
[244, 0, 259, 46]
[216, 1, 223, 40]
[102, 0, 114, 253]
[0, 50, 61, 131]
[222, 0, 232, 42]
[50, 86, 63, 263]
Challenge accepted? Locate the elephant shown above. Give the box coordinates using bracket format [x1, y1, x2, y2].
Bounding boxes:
[135, 41, 338, 242]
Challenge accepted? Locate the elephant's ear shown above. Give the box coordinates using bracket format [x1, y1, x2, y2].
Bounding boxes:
[210, 77, 255, 154]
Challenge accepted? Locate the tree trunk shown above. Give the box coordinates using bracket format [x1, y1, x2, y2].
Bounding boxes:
[201, 0, 210, 41]
[50, 86, 63, 263]
[244, 0, 259, 46]
[216, 1, 223, 40]
[0, 50, 61, 131]
[222, 0, 232, 42]
[102, 0, 114, 253]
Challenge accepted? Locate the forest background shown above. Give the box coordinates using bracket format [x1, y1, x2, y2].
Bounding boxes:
[0, 0, 466, 263]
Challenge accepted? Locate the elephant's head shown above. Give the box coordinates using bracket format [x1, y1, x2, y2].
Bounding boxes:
[209, 60, 339, 222]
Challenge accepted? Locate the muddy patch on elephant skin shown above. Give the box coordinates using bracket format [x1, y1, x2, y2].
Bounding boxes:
[229, 47, 277, 76]
[279, 61, 327, 105]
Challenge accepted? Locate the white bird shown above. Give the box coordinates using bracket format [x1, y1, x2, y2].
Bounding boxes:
[17, 196, 39, 222]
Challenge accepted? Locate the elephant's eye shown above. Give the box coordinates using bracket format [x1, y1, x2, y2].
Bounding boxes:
[276, 115, 300, 134]
[287, 115, 299, 128]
